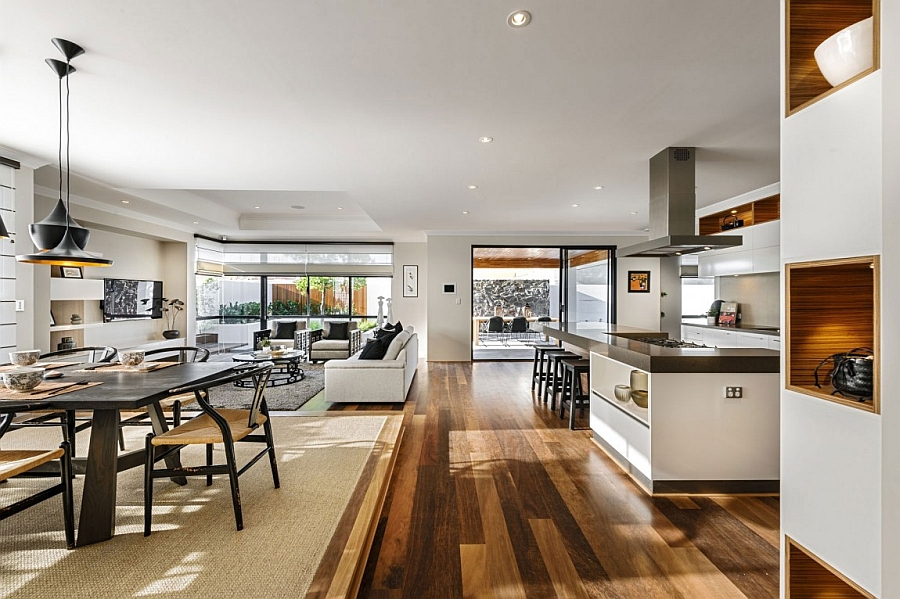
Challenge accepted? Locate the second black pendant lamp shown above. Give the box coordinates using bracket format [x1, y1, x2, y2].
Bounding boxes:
[17, 38, 112, 267]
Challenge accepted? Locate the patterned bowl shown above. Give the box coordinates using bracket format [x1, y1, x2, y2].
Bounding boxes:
[119, 350, 145, 367]
[2, 368, 44, 391]
[614, 385, 631, 402]
[9, 350, 41, 367]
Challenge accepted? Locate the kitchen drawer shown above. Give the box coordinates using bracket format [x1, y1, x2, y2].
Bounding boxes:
[682, 326, 704, 343]
[767, 337, 781, 351]
[735, 332, 769, 349]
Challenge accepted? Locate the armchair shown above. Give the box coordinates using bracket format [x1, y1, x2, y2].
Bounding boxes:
[299, 321, 361, 362]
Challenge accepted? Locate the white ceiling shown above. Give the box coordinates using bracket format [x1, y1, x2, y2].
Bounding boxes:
[1, 1, 781, 242]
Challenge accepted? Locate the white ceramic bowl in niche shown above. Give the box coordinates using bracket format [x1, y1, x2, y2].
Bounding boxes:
[2, 368, 44, 391]
[815, 16, 874, 87]
[9, 350, 41, 367]
[119, 350, 145, 367]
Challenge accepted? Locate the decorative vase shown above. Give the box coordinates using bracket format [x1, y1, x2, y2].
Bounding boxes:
[707, 316, 717, 325]
[162, 330, 181, 340]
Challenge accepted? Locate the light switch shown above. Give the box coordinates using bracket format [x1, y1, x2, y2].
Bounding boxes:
[455, 298, 461, 305]
[15, 299, 24, 312]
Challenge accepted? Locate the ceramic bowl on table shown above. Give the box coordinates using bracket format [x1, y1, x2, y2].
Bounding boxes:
[9, 350, 41, 367]
[118, 350, 145, 368]
[2, 368, 45, 392]
[614, 385, 631, 402]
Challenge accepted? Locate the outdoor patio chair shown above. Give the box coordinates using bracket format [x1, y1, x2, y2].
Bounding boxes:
[143, 362, 279, 535]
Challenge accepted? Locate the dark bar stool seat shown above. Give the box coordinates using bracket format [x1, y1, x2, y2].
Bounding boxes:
[543, 351, 580, 408]
[559, 358, 590, 430]
[531, 343, 561, 394]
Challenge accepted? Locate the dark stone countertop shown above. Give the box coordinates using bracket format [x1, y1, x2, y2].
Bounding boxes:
[541, 322, 779, 374]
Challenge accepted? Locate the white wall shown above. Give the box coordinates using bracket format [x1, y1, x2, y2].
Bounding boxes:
[426, 234, 642, 361]
[881, 2, 900, 595]
[392, 242, 427, 357]
[780, 18, 884, 595]
[616, 257, 661, 332]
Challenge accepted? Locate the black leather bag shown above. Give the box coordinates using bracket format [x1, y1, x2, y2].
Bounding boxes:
[814, 347, 874, 400]
[721, 215, 744, 230]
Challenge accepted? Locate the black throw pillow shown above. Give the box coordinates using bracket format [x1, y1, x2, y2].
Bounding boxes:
[324, 321, 349, 340]
[359, 338, 389, 360]
[271, 321, 297, 339]
[374, 321, 403, 339]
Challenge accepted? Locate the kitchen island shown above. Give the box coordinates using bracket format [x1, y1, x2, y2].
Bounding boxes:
[542, 322, 780, 494]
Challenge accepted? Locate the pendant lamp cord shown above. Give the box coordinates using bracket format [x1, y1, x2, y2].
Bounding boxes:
[64, 57, 71, 233]
[58, 75, 63, 203]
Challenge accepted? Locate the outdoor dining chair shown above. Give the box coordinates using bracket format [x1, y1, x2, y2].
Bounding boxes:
[0, 400, 75, 549]
[143, 362, 279, 535]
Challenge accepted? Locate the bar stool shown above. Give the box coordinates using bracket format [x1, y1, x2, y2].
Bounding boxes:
[531, 343, 561, 393]
[544, 351, 580, 409]
[559, 358, 590, 430]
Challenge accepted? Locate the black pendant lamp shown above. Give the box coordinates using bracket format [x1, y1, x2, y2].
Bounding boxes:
[17, 38, 111, 267]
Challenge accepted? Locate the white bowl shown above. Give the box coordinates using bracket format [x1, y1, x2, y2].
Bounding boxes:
[2, 368, 44, 391]
[9, 350, 41, 367]
[815, 16, 874, 87]
[119, 350, 145, 367]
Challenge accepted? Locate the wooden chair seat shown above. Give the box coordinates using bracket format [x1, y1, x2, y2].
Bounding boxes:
[151, 409, 267, 446]
[0, 448, 65, 481]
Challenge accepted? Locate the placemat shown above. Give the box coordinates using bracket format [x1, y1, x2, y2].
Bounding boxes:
[73, 362, 178, 374]
[0, 362, 79, 372]
[0, 381, 103, 400]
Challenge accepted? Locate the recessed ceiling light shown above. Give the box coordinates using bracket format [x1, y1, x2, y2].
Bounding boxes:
[594, 185, 604, 190]
[572, 204, 579, 208]
[643, 228, 650, 232]
[468, 185, 478, 189]
[291, 205, 305, 210]
[675, 252, 682, 256]
[479, 136, 493, 143]
[507, 10, 532, 27]
[462, 211, 469, 214]
[630, 211, 638, 215]
[703, 246, 711, 250]
[337, 207, 344, 210]
[731, 209, 738, 214]
[254, 206, 260, 209]
[121, 200, 129, 204]
[192, 221, 198, 225]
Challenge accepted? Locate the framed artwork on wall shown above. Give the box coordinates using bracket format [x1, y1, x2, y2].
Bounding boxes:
[403, 265, 418, 297]
[61, 266, 83, 279]
[628, 270, 651, 293]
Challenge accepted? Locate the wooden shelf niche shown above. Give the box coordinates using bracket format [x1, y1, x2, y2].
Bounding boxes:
[786, 0, 880, 116]
[698, 194, 780, 235]
[786, 256, 879, 413]
[786, 536, 875, 598]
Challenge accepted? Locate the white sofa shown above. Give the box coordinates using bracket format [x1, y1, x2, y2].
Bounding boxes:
[324, 326, 418, 403]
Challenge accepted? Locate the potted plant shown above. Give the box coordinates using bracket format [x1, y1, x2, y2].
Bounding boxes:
[258, 336, 271, 353]
[161, 298, 185, 339]
[707, 307, 719, 325]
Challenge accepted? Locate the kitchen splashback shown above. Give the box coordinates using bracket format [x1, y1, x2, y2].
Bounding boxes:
[717, 272, 779, 326]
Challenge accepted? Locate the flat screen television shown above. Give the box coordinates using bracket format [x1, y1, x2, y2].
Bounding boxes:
[102, 279, 163, 322]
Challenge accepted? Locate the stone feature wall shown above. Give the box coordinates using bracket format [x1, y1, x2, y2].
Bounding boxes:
[473, 280, 550, 317]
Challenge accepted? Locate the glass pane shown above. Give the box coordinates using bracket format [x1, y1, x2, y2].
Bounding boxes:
[267, 276, 309, 318]
[195, 275, 221, 318]
[682, 277, 716, 317]
[308, 276, 349, 316]
[566, 250, 610, 324]
[351, 276, 391, 316]
[194, 275, 260, 354]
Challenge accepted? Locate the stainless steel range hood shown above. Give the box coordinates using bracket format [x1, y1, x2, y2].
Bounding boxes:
[618, 147, 742, 257]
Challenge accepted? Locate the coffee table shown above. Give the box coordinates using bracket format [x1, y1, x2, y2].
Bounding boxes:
[231, 350, 305, 387]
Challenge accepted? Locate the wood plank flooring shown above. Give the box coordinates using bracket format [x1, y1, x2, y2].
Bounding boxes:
[304, 361, 780, 599]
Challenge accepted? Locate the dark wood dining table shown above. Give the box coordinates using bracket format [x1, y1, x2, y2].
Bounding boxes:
[38, 361, 236, 546]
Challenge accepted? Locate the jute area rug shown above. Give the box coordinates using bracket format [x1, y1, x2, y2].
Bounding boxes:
[0, 414, 388, 599]
[206, 362, 325, 411]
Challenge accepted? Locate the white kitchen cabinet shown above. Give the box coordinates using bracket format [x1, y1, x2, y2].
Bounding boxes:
[767, 337, 781, 351]
[682, 324, 777, 349]
[698, 220, 780, 276]
[736, 332, 769, 348]
[681, 326, 704, 343]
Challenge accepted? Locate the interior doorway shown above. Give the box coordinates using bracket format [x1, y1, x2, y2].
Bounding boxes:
[471, 246, 616, 360]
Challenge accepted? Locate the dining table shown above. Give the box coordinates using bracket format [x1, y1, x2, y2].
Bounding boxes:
[33, 361, 236, 546]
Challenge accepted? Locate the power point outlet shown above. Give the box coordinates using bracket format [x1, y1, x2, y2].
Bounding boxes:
[14, 300, 24, 312]
[455, 298, 461, 305]
[725, 386, 743, 399]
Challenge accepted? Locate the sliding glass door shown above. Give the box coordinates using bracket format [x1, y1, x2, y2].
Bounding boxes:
[561, 249, 615, 326]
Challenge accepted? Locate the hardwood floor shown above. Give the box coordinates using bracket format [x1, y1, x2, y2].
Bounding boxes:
[304, 361, 780, 598]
